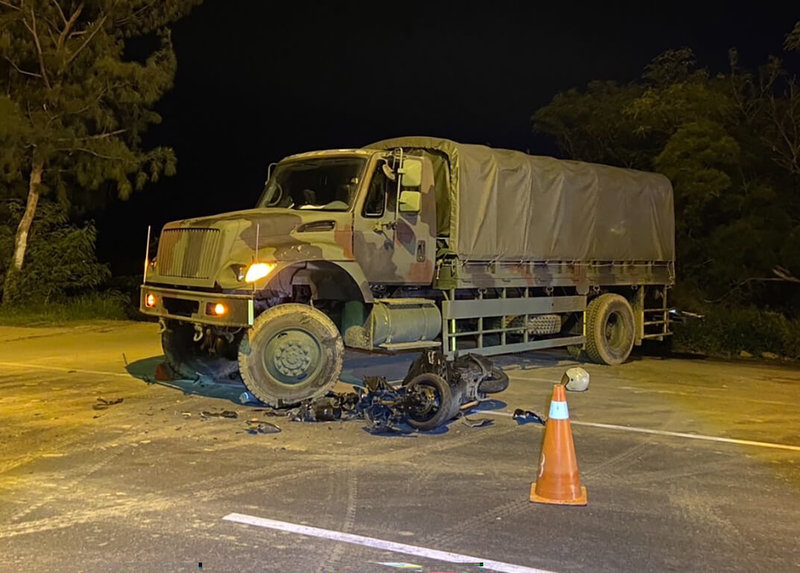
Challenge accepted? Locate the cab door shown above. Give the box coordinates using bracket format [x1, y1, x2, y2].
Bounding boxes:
[353, 155, 436, 285]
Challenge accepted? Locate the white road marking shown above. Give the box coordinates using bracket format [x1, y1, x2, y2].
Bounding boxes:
[506, 373, 561, 384]
[0, 361, 131, 378]
[616, 385, 790, 406]
[480, 410, 800, 452]
[223, 513, 557, 573]
[571, 420, 800, 452]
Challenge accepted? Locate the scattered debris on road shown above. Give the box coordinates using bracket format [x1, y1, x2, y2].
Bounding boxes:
[143, 351, 588, 434]
[200, 409, 238, 419]
[512, 409, 547, 425]
[246, 420, 281, 434]
[461, 416, 494, 428]
[92, 397, 124, 410]
[283, 350, 511, 432]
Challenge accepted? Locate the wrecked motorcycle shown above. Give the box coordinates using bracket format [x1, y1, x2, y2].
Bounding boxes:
[361, 350, 509, 431]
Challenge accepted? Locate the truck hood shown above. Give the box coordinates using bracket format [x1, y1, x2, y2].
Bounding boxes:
[154, 208, 355, 288]
[165, 207, 343, 237]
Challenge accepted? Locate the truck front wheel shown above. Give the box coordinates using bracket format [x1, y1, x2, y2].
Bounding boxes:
[584, 293, 635, 365]
[238, 303, 344, 407]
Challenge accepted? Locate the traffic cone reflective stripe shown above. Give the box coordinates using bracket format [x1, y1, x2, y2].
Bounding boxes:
[530, 384, 588, 506]
[548, 398, 569, 420]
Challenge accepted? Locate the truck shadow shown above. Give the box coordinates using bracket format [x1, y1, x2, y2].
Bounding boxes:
[123, 350, 421, 406]
[125, 355, 249, 405]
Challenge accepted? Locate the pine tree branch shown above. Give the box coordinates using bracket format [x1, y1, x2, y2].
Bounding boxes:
[57, 2, 83, 53]
[46, 26, 57, 47]
[23, 6, 52, 89]
[56, 129, 128, 143]
[51, 0, 67, 25]
[66, 147, 129, 162]
[88, 129, 127, 140]
[63, 2, 110, 69]
[768, 90, 800, 175]
[115, 0, 157, 27]
[2, 56, 43, 79]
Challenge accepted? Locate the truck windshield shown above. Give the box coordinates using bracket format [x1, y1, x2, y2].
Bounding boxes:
[258, 157, 366, 211]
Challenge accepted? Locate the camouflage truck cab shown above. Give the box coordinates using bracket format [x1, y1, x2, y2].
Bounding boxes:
[141, 138, 675, 407]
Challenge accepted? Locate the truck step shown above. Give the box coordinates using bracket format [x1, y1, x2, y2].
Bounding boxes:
[641, 332, 673, 339]
[378, 340, 442, 351]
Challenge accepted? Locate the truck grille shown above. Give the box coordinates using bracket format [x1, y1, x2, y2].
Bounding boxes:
[157, 228, 221, 279]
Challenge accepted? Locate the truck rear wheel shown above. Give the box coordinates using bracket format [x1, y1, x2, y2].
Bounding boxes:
[584, 293, 635, 365]
[161, 321, 241, 382]
[238, 303, 344, 407]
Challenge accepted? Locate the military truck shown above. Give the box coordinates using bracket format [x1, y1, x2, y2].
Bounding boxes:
[140, 136, 675, 407]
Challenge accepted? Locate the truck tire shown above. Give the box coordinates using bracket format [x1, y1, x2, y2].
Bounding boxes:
[238, 303, 344, 407]
[566, 345, 584, 360]
[161, 321, 241, 382]
[405, 373, 458, 431]
[584, 293, 635, 365]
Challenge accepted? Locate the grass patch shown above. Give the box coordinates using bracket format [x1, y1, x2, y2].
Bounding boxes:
[674, 306, 800, 359]
[0, 292, 129, 326]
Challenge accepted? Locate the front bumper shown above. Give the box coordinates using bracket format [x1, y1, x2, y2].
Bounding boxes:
[140, 285, 254, 327]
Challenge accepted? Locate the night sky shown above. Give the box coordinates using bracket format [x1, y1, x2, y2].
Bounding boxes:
[96, 1, 800, 274]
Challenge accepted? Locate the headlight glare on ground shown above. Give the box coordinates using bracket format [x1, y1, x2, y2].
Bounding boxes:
[245, 262, 276, 282]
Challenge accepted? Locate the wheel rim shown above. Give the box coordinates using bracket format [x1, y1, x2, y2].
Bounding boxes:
[604, 311, 626, 352]
[262, 328, 323, 385]
[408, 383, 443, 422]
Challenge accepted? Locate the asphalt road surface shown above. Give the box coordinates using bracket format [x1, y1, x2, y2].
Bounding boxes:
[0, 321, 798, 573]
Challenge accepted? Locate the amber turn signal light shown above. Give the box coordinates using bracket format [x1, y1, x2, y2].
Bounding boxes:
[144, 292, 157, 308]
[206, 302, 227, 316]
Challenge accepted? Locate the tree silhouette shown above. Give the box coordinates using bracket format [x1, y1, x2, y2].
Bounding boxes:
[0, 0, 200, 303]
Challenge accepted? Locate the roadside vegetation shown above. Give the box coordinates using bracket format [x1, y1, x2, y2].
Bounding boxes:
[673, 308, 800, 360]
[534, 20, 800, 359]
[0, 1, 200, 316]
[0, 200, 138, 324]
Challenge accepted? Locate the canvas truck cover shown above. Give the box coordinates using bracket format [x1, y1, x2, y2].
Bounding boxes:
[367, 137, 675, 263]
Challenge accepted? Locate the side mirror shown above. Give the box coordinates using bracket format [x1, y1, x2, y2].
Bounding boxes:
[399, 158, 422, 188]
[399, 190, 421, 213]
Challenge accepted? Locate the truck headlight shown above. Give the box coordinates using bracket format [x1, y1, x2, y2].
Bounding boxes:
[245, 262, 276, 283]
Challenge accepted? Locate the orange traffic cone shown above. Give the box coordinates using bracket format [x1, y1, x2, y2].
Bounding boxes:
[530, 384, 587, 505]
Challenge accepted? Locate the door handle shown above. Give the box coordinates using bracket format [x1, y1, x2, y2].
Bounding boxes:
[372, 220, 396, 233]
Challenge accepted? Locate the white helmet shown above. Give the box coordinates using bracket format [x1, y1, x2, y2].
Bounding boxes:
[560, 367, 590, 392]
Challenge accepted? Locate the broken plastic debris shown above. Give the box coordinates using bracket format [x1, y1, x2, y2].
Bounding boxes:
[92, 397, 124, 410]
[245, 421, 281, 434]
[461, 416, 494, 428]
[512, 409, 546, 425]
[239, 391, 260, 405]
[154, 362, 174, 382]
[200, 410, 238, 419]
